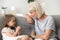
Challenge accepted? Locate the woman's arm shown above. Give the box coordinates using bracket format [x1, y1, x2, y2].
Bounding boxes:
[31, 16, 55, 40]
[34, 30, 52, 40]
[30, 31, 36, 38]
[24, 14, 34, 24]
[30, 30, 52, 40]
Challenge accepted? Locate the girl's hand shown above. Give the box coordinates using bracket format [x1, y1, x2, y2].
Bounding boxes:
[16, 26, 21, 32]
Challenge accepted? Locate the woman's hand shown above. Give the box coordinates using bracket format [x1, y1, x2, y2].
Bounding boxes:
[30, 32, 35, 38]
[24, 14, 34, 24]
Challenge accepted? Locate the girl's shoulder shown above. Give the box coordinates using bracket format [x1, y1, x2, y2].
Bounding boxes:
[1, 27, 11, 33]
[2, 27, 10, 30]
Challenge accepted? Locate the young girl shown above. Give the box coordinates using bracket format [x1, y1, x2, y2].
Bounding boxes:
[1, 14, 30, 40]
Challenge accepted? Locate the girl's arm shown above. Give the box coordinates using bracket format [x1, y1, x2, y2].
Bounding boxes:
[5, 26, 21, 37]
[17, 26, 21, 35]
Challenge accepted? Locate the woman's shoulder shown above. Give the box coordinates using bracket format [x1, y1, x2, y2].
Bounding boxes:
[47, 16, 54, 20]
[47, 16, 55, 23]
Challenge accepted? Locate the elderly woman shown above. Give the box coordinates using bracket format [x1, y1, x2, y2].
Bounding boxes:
[24, 2, 57, 40]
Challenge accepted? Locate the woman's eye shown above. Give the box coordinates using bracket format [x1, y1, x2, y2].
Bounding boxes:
[13, 20, 15, 22]
[30, 12, 32, 14]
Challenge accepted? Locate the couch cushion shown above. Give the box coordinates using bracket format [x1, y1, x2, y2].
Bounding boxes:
[16, 15, 60, 39]
[52, 15, 60, 39]
[0, 16, 35, 40]
[16, 16, 35, 35]
[0, 16, 4, 40]
[0, 15, 60, 40]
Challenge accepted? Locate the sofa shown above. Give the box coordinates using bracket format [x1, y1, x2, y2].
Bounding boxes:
[0, 15, 60, 40]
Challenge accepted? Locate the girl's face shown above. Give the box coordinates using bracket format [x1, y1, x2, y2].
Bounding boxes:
[8, 17, 16, 27]
[29, 10, 38, 18]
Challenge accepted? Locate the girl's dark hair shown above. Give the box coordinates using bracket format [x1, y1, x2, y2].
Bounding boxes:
[3, 14, 17, 30]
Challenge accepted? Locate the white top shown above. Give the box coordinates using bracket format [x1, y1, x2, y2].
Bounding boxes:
[1, 27, 22, 40]
[34, 16, 56, 39]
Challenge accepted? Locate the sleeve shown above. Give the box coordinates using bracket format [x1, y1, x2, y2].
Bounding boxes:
[46, 16, 55, 31]
[1, 27, 11, 33]
[31, 25, 35, 32]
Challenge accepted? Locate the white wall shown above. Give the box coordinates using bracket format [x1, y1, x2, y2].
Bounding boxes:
[0, 0, 60, 15]
[36, 0, 60, 15]
[0, 0, 28, 14]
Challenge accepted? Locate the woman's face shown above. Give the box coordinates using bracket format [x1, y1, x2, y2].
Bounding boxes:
[29, 10, 37, 18]
[8, 17, 16, 27]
